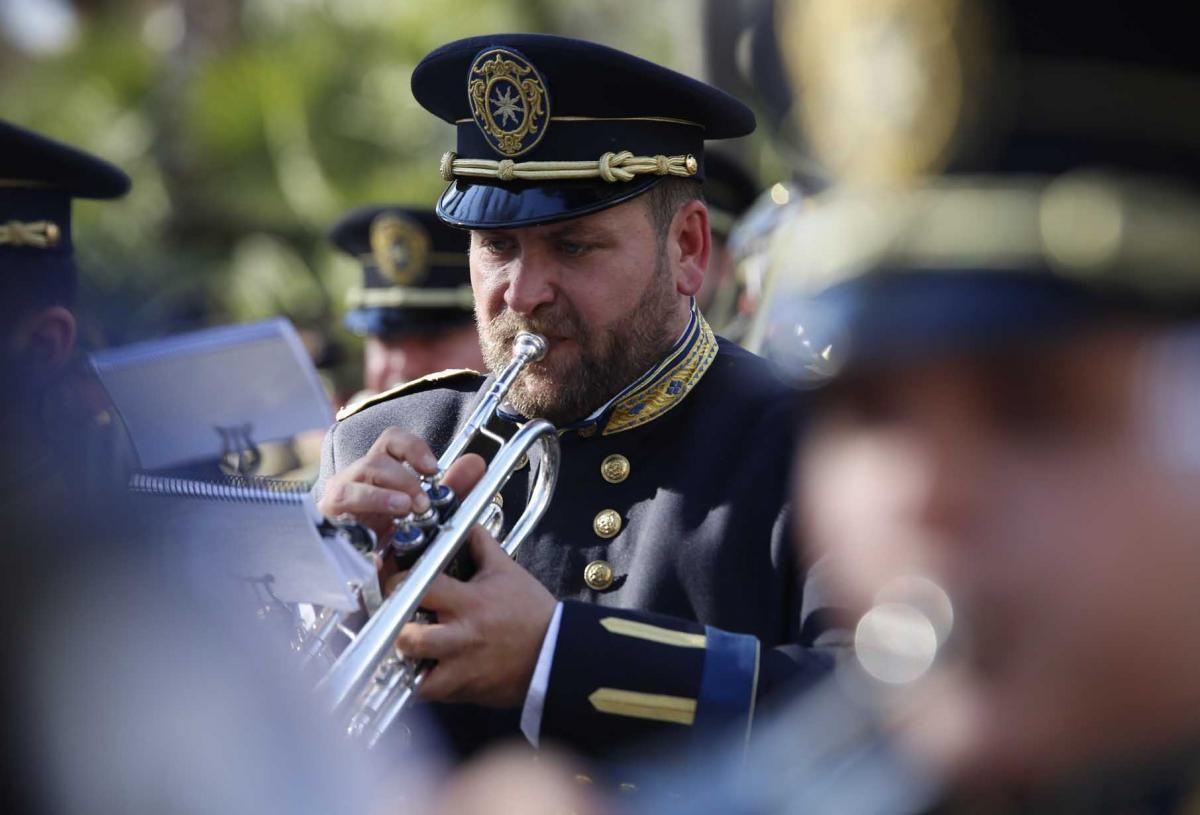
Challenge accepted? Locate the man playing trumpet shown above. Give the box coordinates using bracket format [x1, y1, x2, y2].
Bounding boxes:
[315, 34, 828, 763]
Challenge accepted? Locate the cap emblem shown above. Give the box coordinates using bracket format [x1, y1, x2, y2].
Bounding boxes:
[369, 213, 430, 285]
[782, 0, 980, 184]
[468, 47, 551, 157]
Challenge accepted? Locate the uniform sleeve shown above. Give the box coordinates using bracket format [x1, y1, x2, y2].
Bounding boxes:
[537, 601, 834, 759]
[535, 437, 839, 758]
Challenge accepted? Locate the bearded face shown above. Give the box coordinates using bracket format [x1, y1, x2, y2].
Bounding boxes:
[470, 199, 690, 427]
[477, 251, 677, 425]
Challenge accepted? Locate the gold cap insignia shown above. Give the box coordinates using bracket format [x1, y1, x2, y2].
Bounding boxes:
[0, 220, 60, 249]
[369, 213, 430, 285]
[468, 47, 551, 158]
[780, 0, 988, 185]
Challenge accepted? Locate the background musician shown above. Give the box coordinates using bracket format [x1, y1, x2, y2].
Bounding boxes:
[330, 205, 484, 400]
[0, 118, 134, 511]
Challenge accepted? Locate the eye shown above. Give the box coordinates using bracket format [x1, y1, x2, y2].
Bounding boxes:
[557, 240, 589, 258]
[479, 236, 515, 257]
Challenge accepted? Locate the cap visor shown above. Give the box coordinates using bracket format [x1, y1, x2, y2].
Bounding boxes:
[436, 176, 661, 229]
[345, 307, 475, 338]
[766, 271, 1126, 381]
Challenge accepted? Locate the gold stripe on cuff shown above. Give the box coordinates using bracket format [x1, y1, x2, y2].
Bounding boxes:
[599, 616, 707, 648]
[588, 688, 697, 725]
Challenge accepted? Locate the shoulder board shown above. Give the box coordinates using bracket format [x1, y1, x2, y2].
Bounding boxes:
[336, 368, 481, 421]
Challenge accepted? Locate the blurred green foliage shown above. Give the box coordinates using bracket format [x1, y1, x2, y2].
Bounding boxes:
[0, 0, 769, 395]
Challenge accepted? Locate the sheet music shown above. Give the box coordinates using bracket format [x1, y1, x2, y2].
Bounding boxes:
[131, 476, 373, 612]
[90, 318, 333, 472]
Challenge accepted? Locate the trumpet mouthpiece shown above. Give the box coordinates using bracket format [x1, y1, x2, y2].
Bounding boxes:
[513, 332, 549, 363]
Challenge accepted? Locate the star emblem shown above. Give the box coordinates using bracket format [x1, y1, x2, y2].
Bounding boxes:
[468, 48, 550, 156]
[491, 86, 522, 127]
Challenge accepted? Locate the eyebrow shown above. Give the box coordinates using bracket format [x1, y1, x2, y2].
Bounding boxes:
[542, 222, 616, 242]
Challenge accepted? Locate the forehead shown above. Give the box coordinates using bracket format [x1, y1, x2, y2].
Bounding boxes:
[816, 327, 1150, 416]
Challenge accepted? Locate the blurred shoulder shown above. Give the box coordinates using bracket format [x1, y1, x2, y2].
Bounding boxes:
[335, 369, 484, 422]
[327, 369, 486, 463]
[708, 337, 795, 406]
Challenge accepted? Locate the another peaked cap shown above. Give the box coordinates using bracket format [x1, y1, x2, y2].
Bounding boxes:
[329, 206, 473, 338]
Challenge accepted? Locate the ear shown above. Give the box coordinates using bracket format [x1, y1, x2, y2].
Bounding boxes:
[8, 306, 77, 377]
[669, 200, 711, 298]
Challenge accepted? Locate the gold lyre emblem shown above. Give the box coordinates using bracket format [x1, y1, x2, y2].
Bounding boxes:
[468, 47, 551, 157]
[369, 213, 430, 286]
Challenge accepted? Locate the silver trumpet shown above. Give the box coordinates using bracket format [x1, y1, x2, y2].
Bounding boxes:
[315, 331, 560, 748]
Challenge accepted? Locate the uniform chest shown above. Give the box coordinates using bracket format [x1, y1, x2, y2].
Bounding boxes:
[497, 418, 788, 624]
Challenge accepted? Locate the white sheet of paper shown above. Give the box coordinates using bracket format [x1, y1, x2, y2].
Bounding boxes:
[91, 318, 333, 471]
[132, 476, 369, 611]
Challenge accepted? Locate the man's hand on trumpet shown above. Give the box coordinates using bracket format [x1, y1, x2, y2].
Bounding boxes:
[395, 525, 556, 708]
[318, 424, 554, 709]
[316, 426, 485, 543]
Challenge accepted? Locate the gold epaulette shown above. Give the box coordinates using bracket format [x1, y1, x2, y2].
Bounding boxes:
[335, 368, 481, 421]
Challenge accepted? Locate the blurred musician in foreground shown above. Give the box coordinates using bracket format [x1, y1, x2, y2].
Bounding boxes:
[0, 124, 403, 815]
[0, 119, 133, 509]
[315, 34, 830, 769]
[331, 205, 483, 399]
[753, 0, 1200, 810]
[0, 488, 404, 815]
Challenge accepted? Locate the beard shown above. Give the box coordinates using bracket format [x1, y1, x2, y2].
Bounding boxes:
[477, 253, 680, 426]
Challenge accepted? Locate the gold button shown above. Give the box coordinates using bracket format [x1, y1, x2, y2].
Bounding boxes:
[584, 560, 615, 591]
[491, 493, 503, 507]
[600, 454, 630, 484]
[593, 509, 622, 539]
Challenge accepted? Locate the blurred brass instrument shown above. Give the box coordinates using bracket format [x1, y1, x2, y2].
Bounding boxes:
[306, 331, 560, 748]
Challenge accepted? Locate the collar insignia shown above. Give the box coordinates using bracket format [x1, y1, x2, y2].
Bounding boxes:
[370, 213, 430, 285]
[468, 47, 551, 157]
[603, 313, 717, 435]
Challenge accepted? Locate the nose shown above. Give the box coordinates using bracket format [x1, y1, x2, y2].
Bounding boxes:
[396, 344, 436, 382]
[365, 338, 429, 391]
[368, 352, 406, 391]
[901, 407, 988, 544]
[503, 253, 557, 316]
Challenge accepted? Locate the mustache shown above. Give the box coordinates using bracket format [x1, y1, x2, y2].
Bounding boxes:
[485, 304, 585, 344]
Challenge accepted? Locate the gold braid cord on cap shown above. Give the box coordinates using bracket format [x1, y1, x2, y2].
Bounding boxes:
[0, 220, 60, 249]
[441, 150, 699, 183]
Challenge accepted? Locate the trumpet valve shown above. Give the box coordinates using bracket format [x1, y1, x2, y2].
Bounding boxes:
[390, 519, 426, 563]
[410, 505, 438, 530]
[425, 481, 457, 517]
